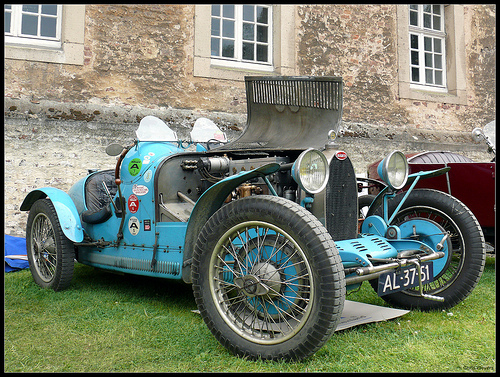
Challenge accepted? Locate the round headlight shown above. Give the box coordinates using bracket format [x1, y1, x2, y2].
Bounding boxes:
[377, 150, 409, 190]
[292, 148, 330, 194]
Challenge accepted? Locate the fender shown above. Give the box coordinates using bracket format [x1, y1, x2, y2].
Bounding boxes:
[181, 163, 280, 283]
[366, 166, 451, 218]
[20, 188, 84, 242]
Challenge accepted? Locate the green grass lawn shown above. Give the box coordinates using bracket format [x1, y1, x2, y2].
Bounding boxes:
[4, 256, 495, 372]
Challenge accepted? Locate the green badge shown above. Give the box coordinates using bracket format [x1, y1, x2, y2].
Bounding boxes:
[128, 158, 142, 176]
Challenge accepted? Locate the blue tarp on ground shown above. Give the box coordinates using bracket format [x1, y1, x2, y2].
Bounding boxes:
[5, 234, 29, 272]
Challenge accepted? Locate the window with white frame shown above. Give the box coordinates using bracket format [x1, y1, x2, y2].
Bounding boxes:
[408, 4, 446, 90]
[4, 4, 62, 49]
[210, 4, 273, 71]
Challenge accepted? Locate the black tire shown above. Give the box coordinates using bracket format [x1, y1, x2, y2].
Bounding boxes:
[358, 194, 376, 220]
[191, 195, 345, 361]
[371, 189, 485, 311]
[26, 199, 75, 291]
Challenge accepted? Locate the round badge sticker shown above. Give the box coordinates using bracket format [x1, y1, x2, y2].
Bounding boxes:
[128, 158, 142, 176]
[128, 194, 139, 214]
[144, 170, 153, 183]
[128, 216, 140, 236]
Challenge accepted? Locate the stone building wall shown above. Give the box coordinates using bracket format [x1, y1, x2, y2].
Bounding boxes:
[4, 5, 495, 124]
[4, 4, 248, 117]
[296, 4, 496, 132]
[3, 4, 496, 237]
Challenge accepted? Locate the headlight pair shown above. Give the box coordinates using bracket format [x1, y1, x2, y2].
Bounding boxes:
[291, 148, 409, 195]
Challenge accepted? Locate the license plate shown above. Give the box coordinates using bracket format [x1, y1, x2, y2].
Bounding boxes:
[377, 262, 434, 296]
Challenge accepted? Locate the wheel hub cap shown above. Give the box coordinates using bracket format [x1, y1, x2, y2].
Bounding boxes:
[234, 262, 282, 298]
[234, 275, 269, 297]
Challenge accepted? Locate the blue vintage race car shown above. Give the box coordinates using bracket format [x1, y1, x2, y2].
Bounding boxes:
[21, 76, 485, 361]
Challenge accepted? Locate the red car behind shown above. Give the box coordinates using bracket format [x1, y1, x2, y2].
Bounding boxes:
[366, 150, 495, 245]
[364, 121, 495, 246]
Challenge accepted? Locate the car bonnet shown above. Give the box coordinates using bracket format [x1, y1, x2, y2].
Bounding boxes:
[217, 76, 344, 151]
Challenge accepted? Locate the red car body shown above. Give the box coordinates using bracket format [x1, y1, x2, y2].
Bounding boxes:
[367, 151, 495, 242]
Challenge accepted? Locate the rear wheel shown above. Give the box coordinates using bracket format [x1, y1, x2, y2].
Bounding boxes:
[26, 199, 75, 291]
[192, 196, 345, 361]
[358, 194, 376, 220]
[371, 189, 485, 310]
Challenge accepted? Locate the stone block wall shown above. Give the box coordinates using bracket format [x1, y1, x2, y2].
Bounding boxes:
[4, 109, 492, 238]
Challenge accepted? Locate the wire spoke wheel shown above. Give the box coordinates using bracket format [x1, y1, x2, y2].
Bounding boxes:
[391, 207, 463, 295]
[30, 212, 58, 282]
[26, 199, 75, 291]
[192, 196, 345, 361]
[210, 221, 313, 344]
[371, 189, 485, 310]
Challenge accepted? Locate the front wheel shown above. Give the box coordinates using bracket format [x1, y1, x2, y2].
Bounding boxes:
[191, 196, 345, 361]
[372, 189, 486, 311]
[26, 199, 75, 291]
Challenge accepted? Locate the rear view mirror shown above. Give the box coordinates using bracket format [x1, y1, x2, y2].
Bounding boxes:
[106, 143, 124, 156]
[471, 128, 484, 142]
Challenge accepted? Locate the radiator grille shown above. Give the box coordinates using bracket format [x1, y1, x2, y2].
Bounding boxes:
[247, 78, 342, 111]
[325, 156, 358, 241]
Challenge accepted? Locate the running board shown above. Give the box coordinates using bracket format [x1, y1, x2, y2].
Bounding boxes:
[78, 252, 181, 277]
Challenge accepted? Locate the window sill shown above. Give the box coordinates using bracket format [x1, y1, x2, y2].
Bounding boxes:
[399, 81, 467, 105]
[194, 56, 275, 81]
[4, 42, 84, 65]
[211, 58, 274, 72]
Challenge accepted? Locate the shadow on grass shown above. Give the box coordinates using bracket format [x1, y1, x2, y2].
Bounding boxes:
[69, 263, 197, 309]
